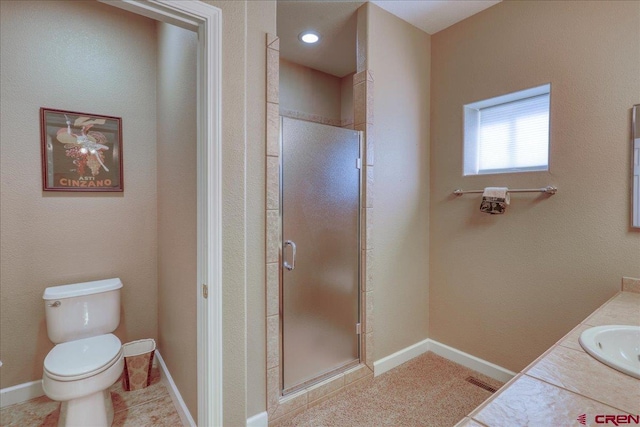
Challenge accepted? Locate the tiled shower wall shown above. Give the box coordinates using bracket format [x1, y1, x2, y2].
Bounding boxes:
[278, 57, 354, 129]
[265, 34, 376, 425]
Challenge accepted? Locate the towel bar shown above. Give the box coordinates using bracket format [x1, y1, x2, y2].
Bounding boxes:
[453, 186, 557, 196]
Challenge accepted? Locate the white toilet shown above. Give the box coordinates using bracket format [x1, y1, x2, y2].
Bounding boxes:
[42, 278, 124, 427]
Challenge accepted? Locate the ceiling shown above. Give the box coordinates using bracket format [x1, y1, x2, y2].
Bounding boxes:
[277, 1, 364, 78]
[277, 0, 501, 78]
[371, 1, 501, 35]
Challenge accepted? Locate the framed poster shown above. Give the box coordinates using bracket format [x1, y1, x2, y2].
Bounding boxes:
[40, 108, 123, 192]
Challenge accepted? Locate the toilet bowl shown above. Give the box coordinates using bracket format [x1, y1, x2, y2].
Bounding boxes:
[42, 279, 124, 427]
[43, 334, 123, 426]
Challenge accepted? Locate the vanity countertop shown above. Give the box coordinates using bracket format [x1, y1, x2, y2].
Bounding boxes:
[456, 279, 640, 427]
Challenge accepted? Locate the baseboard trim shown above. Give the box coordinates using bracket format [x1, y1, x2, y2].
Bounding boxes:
[373, 338, 430, 376]
[0, 349, 199, 423]
[155, 351, 196, 427]
[0, 379, 44, 408]
[247, 411, 268, 427]
[427, 339, 516, 383]
[373, 338, 516, 383]
[0, 341, 515, 414]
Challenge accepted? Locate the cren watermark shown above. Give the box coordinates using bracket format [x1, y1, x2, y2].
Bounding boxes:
[577, 414, 640, 426]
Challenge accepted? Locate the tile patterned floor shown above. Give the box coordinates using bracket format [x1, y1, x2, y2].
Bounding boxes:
[271, 352, 504, 427]
[0, 368, 183, 427]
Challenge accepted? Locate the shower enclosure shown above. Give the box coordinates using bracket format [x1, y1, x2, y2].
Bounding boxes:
[280, 117, 362, 394]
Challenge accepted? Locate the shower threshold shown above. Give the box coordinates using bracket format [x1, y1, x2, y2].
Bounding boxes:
[282, 358, 361, 396]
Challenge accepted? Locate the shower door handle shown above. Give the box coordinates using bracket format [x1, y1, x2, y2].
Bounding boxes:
[283, 240, 296, 271]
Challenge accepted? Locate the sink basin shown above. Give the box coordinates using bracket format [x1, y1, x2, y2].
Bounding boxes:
[579, 325, 640, 379]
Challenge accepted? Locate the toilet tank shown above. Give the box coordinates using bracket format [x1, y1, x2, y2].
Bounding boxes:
[43, 278, 123, 344]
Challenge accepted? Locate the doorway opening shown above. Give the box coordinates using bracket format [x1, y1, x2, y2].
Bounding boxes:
[100, 2, 222, 426]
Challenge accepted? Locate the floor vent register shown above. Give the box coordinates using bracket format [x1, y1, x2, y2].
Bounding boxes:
[465, 376, 498, 393]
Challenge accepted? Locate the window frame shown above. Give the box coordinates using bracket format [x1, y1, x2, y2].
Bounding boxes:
[463, 83, 551, 176]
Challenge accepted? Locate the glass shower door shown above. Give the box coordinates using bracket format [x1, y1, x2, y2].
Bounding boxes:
[281, 117, 361, 393]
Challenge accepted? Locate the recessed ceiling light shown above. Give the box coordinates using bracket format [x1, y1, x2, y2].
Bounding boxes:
[299, 31, 320, 44]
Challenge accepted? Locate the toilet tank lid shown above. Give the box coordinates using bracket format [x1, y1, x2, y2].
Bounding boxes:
[43, 278, 123, 300]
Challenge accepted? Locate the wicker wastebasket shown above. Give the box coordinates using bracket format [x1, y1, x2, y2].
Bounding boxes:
[122, 339, 156, 391]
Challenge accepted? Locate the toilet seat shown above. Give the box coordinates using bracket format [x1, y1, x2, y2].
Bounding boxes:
[44, 334, 122, 382]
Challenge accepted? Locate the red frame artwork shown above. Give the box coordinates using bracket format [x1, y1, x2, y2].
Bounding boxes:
[40, 107, 123, 192]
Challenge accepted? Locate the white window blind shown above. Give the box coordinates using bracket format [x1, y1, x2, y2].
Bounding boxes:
[464, 84, 550, 175]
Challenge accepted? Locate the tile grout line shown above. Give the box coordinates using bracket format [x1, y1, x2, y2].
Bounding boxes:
[111, 383, 171, 415]
[521, 373, 634, 415]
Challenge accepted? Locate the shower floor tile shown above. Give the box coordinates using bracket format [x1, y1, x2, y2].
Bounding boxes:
[271, 352, 504, 427]
[0, 367, 183, 427]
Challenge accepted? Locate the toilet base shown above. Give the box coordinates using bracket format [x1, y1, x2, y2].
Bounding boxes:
[58, 389, 114, 427]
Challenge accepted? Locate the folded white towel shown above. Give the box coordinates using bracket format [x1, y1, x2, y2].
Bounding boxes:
[480, 187, 510, 214]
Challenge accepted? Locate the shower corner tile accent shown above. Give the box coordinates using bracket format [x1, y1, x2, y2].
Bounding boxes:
[363, 207, 373, 250]
[365, 166, 374, 208]
[356, 70, 375, 372]
[266, 43, 279, 104]
[267, 33, 279, 51]
[360, 293, 371, 334]
[267, 315, 279, 370]
[365, 124, 374, 166]
[266, 263, 279, 317]
[265, 32, 289, 426]
[353, 70, 367, 86]
[266, 210, 280, 263]
[365, 82, 374, 123]
[266, 102, 280, 157]
[365, 291, 374, 333]
[622, 276, 640, 293]
[361, 250, 368, 291]
[267, 366, 280, 411]
[364, 332, 375, 369]
[353, 71, 373, 127]
[361, 249, 373, 291]
[354, 83, 366, 125]
[266, 156, 279, 210]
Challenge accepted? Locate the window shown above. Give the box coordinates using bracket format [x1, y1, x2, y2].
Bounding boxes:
[464, 84, 550, 176]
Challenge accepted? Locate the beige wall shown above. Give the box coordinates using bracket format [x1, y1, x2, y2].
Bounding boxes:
[246, 0, 277, 419]
[430, 0, 640, 372]
[366, 4, 431, 361]
[199, 0, 276, 423]
[0, 2, 278, 424]
[279, 58, 343, 123]
[202, 1, 248, 422]
[0, 1, 158, 388]
[156, 23, 197, 419]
